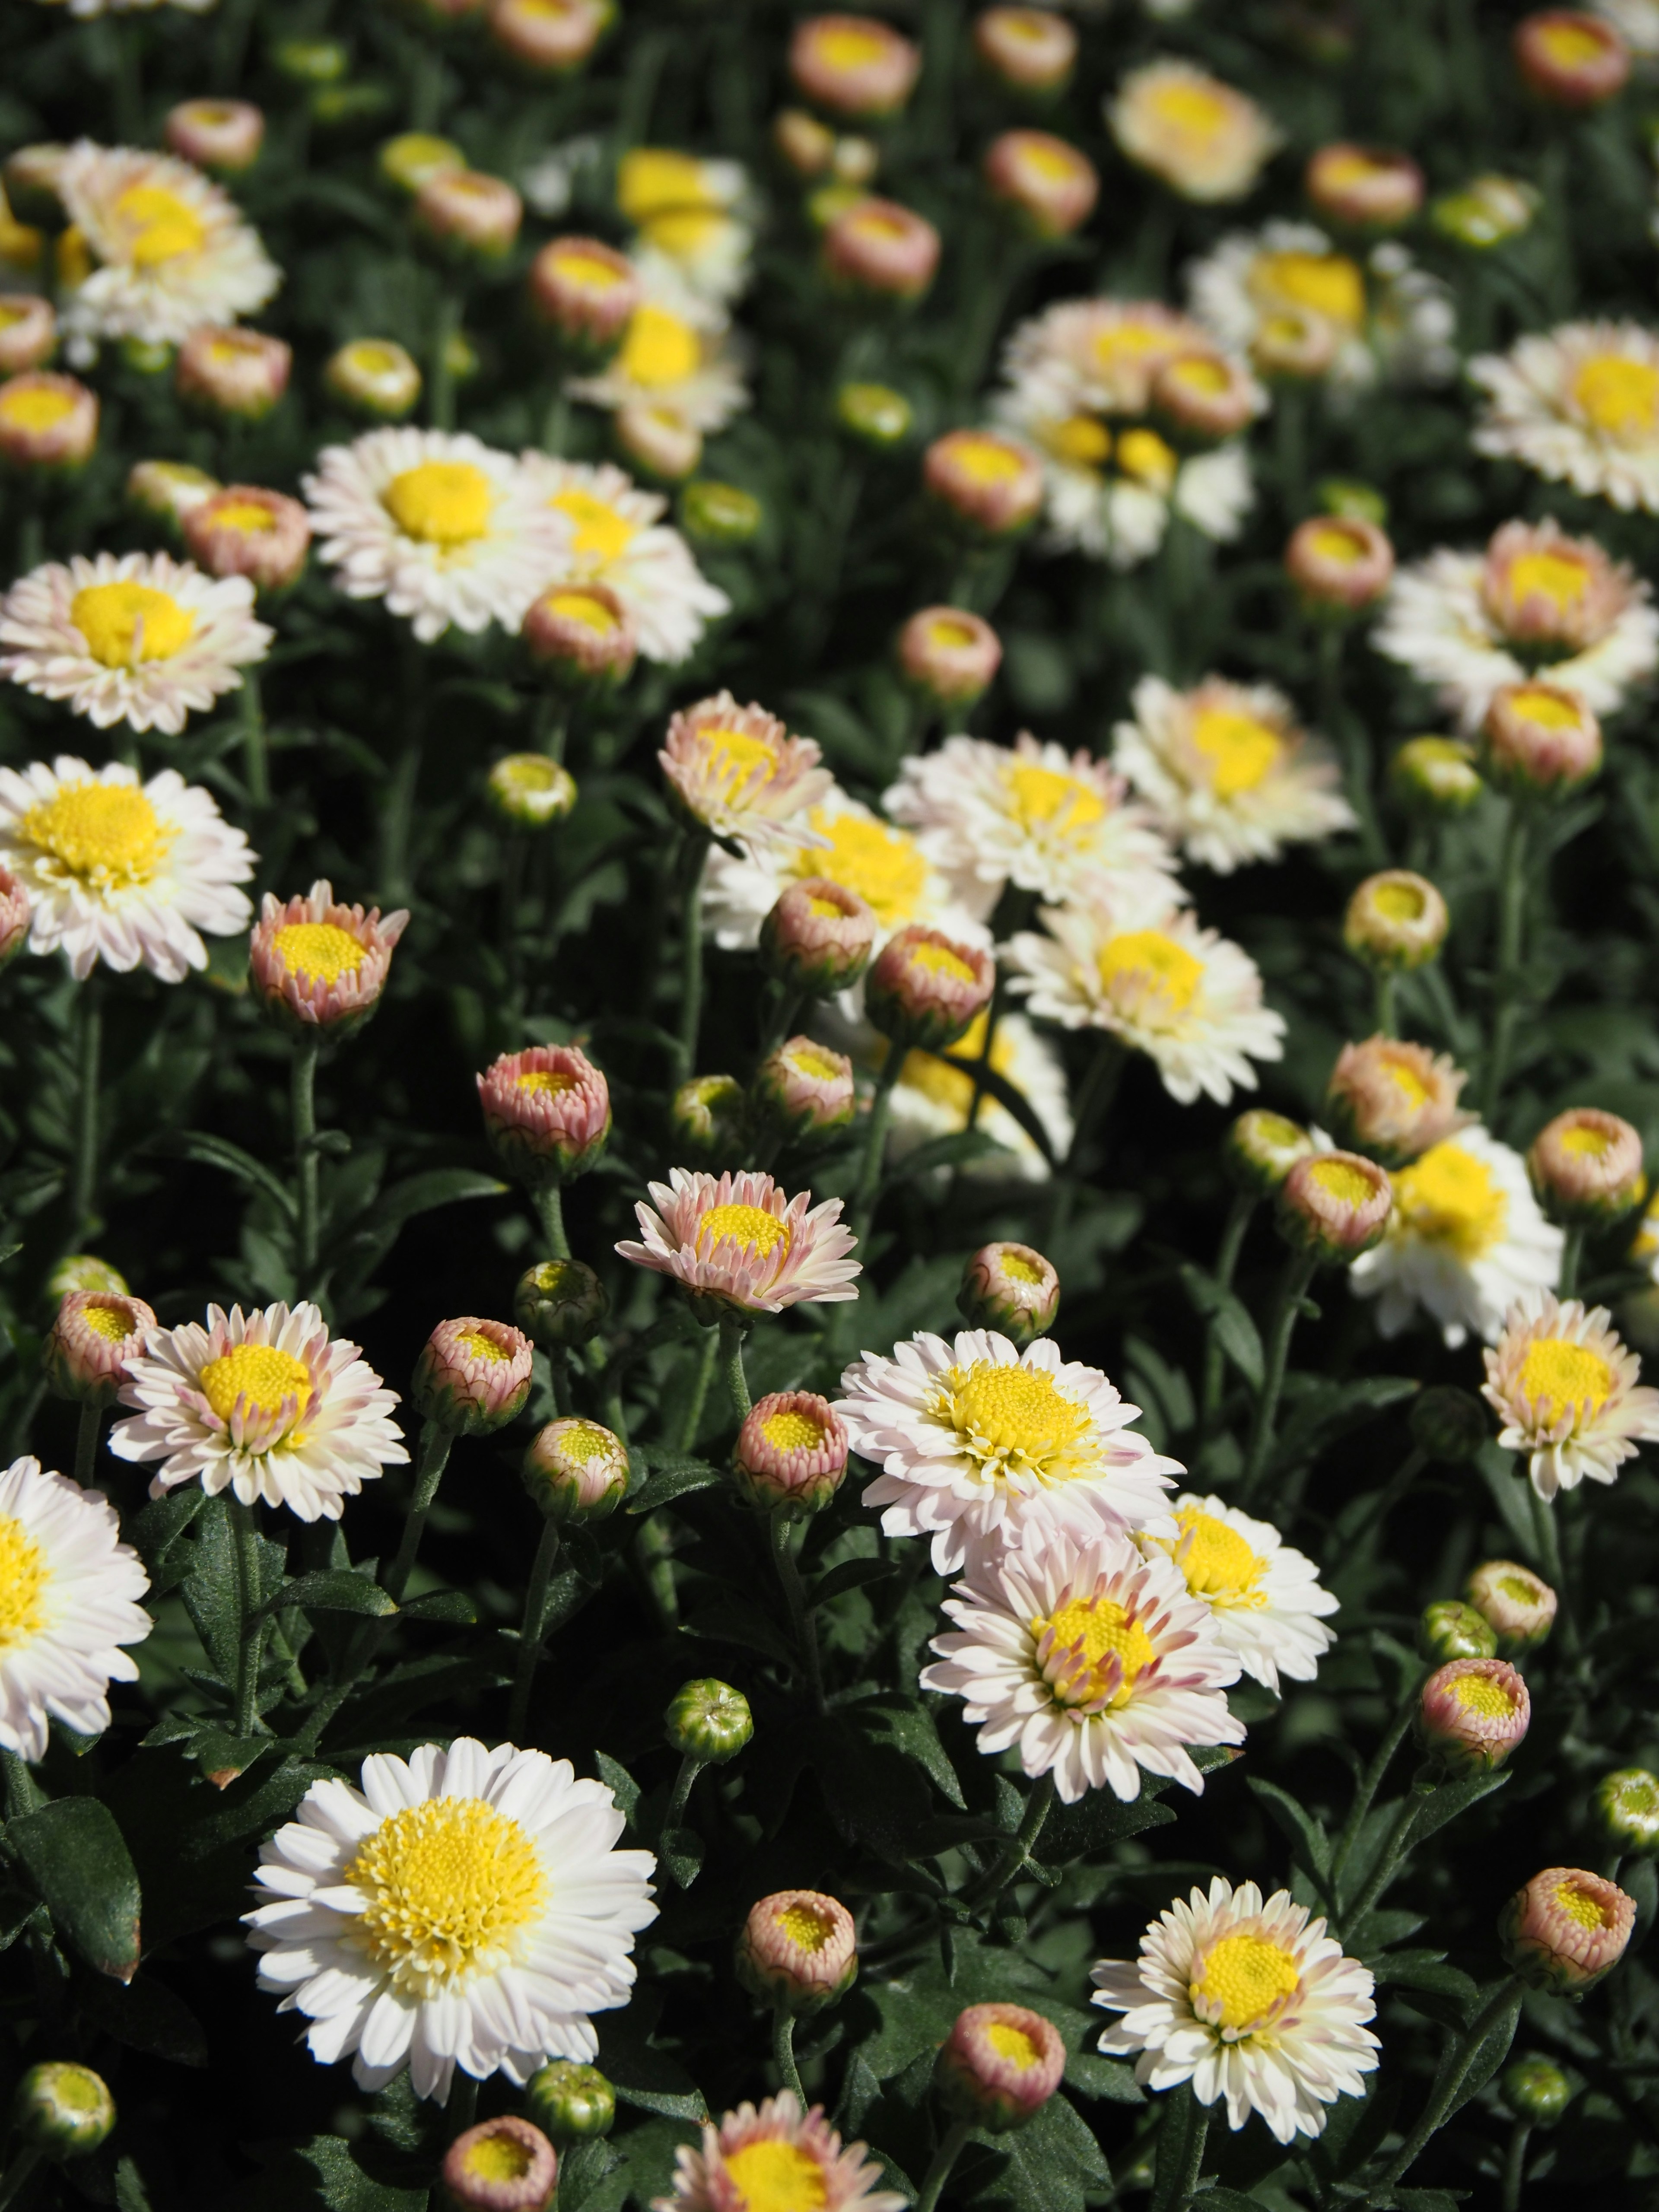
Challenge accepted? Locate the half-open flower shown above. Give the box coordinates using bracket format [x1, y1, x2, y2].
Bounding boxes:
[1481, 1292, 1659, 1499]
[184, 485, 311, 593]
[753, 1037, 855, 1139]
[1285, 514, 1394, 611]
[165, 99, 265, 174]
[737, 1891, 857, 2009]
[1278, 1150, 1393, 1263]
[973, 7, 1076, 93]
[0, 864, 29, 970]
[1484, 681, 1602, 794]
[522, 581, 638, 686]
[985, 131, 1098, 238]
[958, 1241, 1059, 1346]
[617, 1168, 860, 1317]
[442, 2116, 557, 2212]
[326, 338, 422, 420]
[0, 296, 56, 376]
[659, 693, 832, 853]
[1418, 1656, 1530, 1770]
[176, 326, 291, 420]
[866, 925, 994, 1052]
[0, 372, 96, 468]
[1527, 1106, 1643, 1222]
[1343, 870, 1449, 971]
[760, 879, 877, 995]
[1515, 10, 1631, 104]
[897, 607, 1002, 707]
[790, 14, 922, 116]
[733, 1391, 849, 1515]
[824, 196, 940, 298]
[1326, 1036, 1471, 1165]
[530, 236, 640, 351]
[523, 1418, 629, 1522]
[924, 428, 1045, 536]
[654, 2091, 903, 2212]
[1500, 1868, 1636, 1989]
[413, 1319, 533, 1437]
[416, 168, 523, 260]
[490, 0, 613, 73]
[478, 1045, 612, 1185]
[935, 2005, 1065, 2133]
[249, 880, 408, 1034]
[1305, 143, 1423, 228]
[43, 1290, 156, 1408]
[1465, 1560, 1557, 1653]
[1107, 59, 1282, 203]
[487, 755, 578, 830]
[1225, 1110, 1313, 1195]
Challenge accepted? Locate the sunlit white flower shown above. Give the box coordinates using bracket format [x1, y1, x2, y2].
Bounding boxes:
[881, 1008, 1074, 1184]
[616, 1168, 860, 1315]
[660, 693, 832, 854]
[515, 455, 728, 663]
[1482, 1292, 1659, 1500]
[565, 276, 749, 432]
[616, 147, 753, 307]
[1595, 0, 1659, 57]
[655, 2092, 903, 2212]
[1139, 1494, 1336, 1693]
[1470, 321, 1659, 512]
[1107, 58, 1282, 203]
[245, 1738, 656, 2100]
[1000, 296, 1219, 416]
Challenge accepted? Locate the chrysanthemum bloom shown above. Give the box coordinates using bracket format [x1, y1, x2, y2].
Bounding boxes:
[1277, 1151, 1393, 1263]
[443, 2116, 557, 2212]
[0, 864, 30, 971]
[0, 1455, 151, 1762]
[183, 486, 311, 593]
[12, 2063, 116, 2159]
[43, 1289, 156, 1408]
[838, 1329, 1177, 1572]
[671, 1074, 747, 1159]
[1326, 1037, 1471, 1166]
[1285, 515, 1394, 613]
[1419, 1656, 1530, 1770]
[759, 880, 877, 999]
[487, 755, 578, 831]
[529, 237, 639, 352]
[175, 325, 291, 420]
[1092, 1878, 1378, 2143]
[1305, 143, 1424, 228]
[165, 98, 265, 174]
[659, 693, 831, 853]
[985, 132, 1099, 238]
[866, 925, 994, 1052]
[413, 1319, 534, 1438]
[936, 2005, 1065, 2133]
[245, 1739, 657, 2099]
[1481, 1292, 1659, 1499]
[112, 1300, 407, 1521]
[1515, 9, 1631, 102]
[478, 1046, 612, 1186]
[0, 295, 56, 375]
[1112, 676, 1352, 875]
[516, 1259, 609, 1352]
[1465, 1560, 1557, 1653]
[753, 1037, 856, 1140]
[249, 880, 408, 1035]
[1595, 1767, 1659, 1855]
[822, 197, 939, 299]
[655, 2092, 903, 2212]
[0, 756, 253, 981]
[1421, 1599, 1499, 1664]
[790, 14, 921, 116]
[613, 147, 753, 311]
[1391, 736, 1483, 815]
[1343, 870, 1449, 972]
[973, 7, 1076, 92]
[617, 1168, 860, 1319]
[1107, 60, 1283, 203]
[1143, 1494, 1338, 1693]
[958, 1242, 1059, 1347]
[1150, 351, 1267, 444]
[924, 428, 1046, 536]
[737, 1891, 857, 2011]
[55, 141, 279, 350]
[326, 338, 423, 420]
[490, 0, 613, 70]
[0, 371, 96, 468]
[895, 608, 1001, 710]
[522, 1418, 629, 1523]
[1471, 321, 1659, 513]
[1528, 1107, 1643, 1223]
[565, 284, 749, 441]
[522, 582, 638, 687]
[1225, 1110, 1313, 1196]
[733, 1392, 849, 1516]
[1500, 1868, 1636, 1990]
[1484, 682, 1602, 795]
[415, 168, 523, 261]
[664, 1677, 753, 1766]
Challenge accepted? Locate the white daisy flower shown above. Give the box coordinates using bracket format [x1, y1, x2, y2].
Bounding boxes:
[565, 275, 749, 433]
[999, 296, 1220, 416]
[880, 1008, 1074, 1184]
[1348, 1124, 1563, 1348]
[1139, 1494, 1336, 1694]
[57, 140, 279, 351]
[244, 1737, 657, 2101]
[1112, 674, 1355, 873]
[304, 428, 571, 646]
[0, 550, 272, 737]
[615, 1168, 860, 1316]
[919, 1498, 1243, 1802]
[1007, 884, 1286, 1107]
[514, 456, 729, 664]
[1092, 1878, 1379, 2144]
[1482, 1293, 1659, 1500]
[1469, 321, 1659, 512]
[0, 756, 254, 982]
[656, 2091, 904, 2212]
[617, 148, 754, 308]
[836, 1328, 1179, 1573]
[1106, 58, 1282, 204]
[109, 1300, 409, 1522]
[0, 1456, 152, 1764]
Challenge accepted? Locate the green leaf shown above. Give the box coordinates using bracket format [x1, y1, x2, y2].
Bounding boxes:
[595, 1752, 642, 1827]
[810, 1557, 899, 1608]
[626, 1457, 721, 1513]
[659, 1823, 704, 1889]
[140, 1712, 272, 1789]
[962, 2090, 1111, 2212]
[1063, 2048, 1144, 2104]
[1369, 1951, 1479, 2011]
[849, 1693, 966, 1808]
[595, 2017, 709, 2122]
[369, 1167, 509, 1230]
[682, 1596, 795, 1666]
[1179, 1265, 1264, 1389]
[79, 1967, 209, 2065]
[1273, 1376, 1418, 1469]
[258, 1569, 398, 1621]
[115, 2158, 156, 2212]
[1407, 1767, 1511, 1849]
[1247, 1777, 1332, 1886]
[129, 1487, 207, 1572]
[147, 1129, 296, 1219]
[395, 1587, 476, 1625]
[8, 1797, 142, 1982]
[228, 2135, 428, 2211]
[1041, 1748, 1236, 1863]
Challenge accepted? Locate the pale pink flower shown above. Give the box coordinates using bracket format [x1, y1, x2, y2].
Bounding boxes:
[442, 2116, 557, 2212]
[973, 8, 1076, 92]
[1484, 681, 1602, 792]
[42, 1290, 156, 1408]
[985, 131, 1098, 238]
[616, 1167, 860, 1315]
[1419, 1657, 1530, 1770]
[0, 296, 56, 376]
[1527, 1106, 1643, 1221]
[789, 15, 922, 116]
[760, 879, 877, 994]
[824, 197, 940, 298]
[866, 924, 995, 1050]
[924, 428, 1045, 535]
[1479, 515, 1641, 652]
[733, 1392, 849, 1514]
[528, 237, 640, 349]
[1325, 1036, 1471, 1165]
[477, 1044, 613, 1182]
[176, 327, 291, 421]
[490, 0, 611, 71]
[416, 169, 522, 257]
[752, 1037, 855, 1138]
[413, 1318, 534, 1436]
[959, 1241, 1059, 1345]
[0, 372, 96, 467]
[936, 2004, 1065, 2132]
[1515, 10, 1630, 104]
[249, 880, 408, 1033]
[897, 607, 1002, 705]
[1277, 1151, 1393, 1262]
[1305, 144, 1424, 228]
[521, 582, 638, 683]
[653, 2092, 903, 2212]
[522, 1418, 629, 1522]
[184, 486, 311, 593]
[165, 99, 265, 173]
[659, 692, 832, 852]
[1501, 1868, 1636, 1988]
[736, 1892, 857, 2005]
[0, 864, 30, 969]
[1481, 1292, 1659, 1498]
[1285, 515, 1395, 610]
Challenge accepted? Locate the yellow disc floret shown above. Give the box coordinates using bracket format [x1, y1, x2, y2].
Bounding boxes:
[1172, 1506, 1268, 1606]
[70, 582, 195, 669]
[1035, 1593, 1155, 1708]
[944, 1361, 1090, 1484]
[344, 1796, 547, 1996]
[1097, 930, 1204, 1026]
[23, 781, 173, 889]
[1520, 1337, 1614, 1418]
[1450, 1672, 1516, 1718]
[1004, 761, 1106, 843]
[776, 1901, 835, 1951]
[1554, 1875, 1614, 1929]
[81, 1300, 137, 1344]
[1253, 250, 1365, 332]
[700, 1204, 790, 1261]
[517, 1069, 578, 1096]
[1308, 1157, 1379, 1209]
[0, 385, 76, 432]
[550, 486, 639, 564]
[1505, 549, 1589, 614]
[114, 182, 207, 267]
[761, 1409, 825, 1454]
[1573, 354, 1659, 440]
[722, 2141, 829, 2212]
[985, 2020, 1043, 2067]
[0, 1514, 49, 1652]
[273, 922, 366, 985]
[618, 305, 701, 389]
[695, 725, 780, 794]
[1191, 707, 1283, 797]
[464, 2133, 537, 2183]
[382, 461, 494, 548]
[197, 1344, 312, 1423]
[947, 434, 1027, 485]
[793, 813, 928, 928]
[1391, 1141, 1508, 1261]
[1193, 1932, 1300, 2033]
[457, 1330, 511, 1365]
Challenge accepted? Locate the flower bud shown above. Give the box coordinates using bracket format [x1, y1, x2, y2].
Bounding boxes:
[525, 2060, 617, 2145]
[478, 1045, 612, 1185]
[672, 1073, 747, 1160]
[866, 925, 994, 1052]
[127, 459, 219, 534]
[1432, 172, 1539, 249]
[529, 236, 639, 355]
[271, 35, 348, 82]
[935, 2004, 1065, 2134]
[983, 131, 1098, 238]
[487, 754, 578, 830]
[46, 1255, 127, 1302]
[12, 2063, 114, 2159]
[1500, 1868, 1636, 1990]
[733, 1391, 849, 1516]
[753, 1038, 856, 1141]
[836, 380, 912, 446]
[0, 294, 56, 375]
[0, 370, 96, 467]
[442, 2115, 557, 2212]
[1411, 1385, 1490, 1465]
[924, 428, 1044, 537]
[327, 337, 423, 419]
[615, 401, 702, 483]
[824, 196, 940, 299]
[775, 108, 838, 176]
[664, 1678, 753, 1764]
[898, 606, 1002, 707]
[1515, 10, 1630, 105]
[176, 327, 291, 421]
[165, 98, 265, 173]
[1224, 1109, 1313, 1196]
[1465, 1560, 1557, 1653]
[249, 881, 409, 1036]
[3, 146, 68, 226]
[417, 168, 524, 261]
[1501, 2057, 1573, 2126]
[790, 15, 922, 118]
[679, 479, 762, 546]
[521, 1417, 629, 1522]
[736, 1890, 858, 2011]
[1276, 1150, 1393, 1263]
[184, 485, 311, 593]
[973, 8, 1076, 94]
[414, 1319, 534, 1437]
[1419, 1599, 1499, 1665]
[1527, 1107, 1643, 1225]
[489, 0, 613, 74]
[1594, 1767, 1659, 1856]
[1285, 515, 1394, 613]
[1390, 735, 1483, 817]
[515, 1259, 609, 1351]
[1305, 143, 1424, 229]
[958, 1242, 1058, 1346]
[380, 132, 467, 197]
[1325, 1036, 1470, 1166]
[522, 582, 638, 688]
[1343, 871, 1449, 973]
[759, 880, 877, 1000]
[1150, 351, 1264, 445]
[0, 863, 31, 971]
[43, 1289, 156, 1409]
[1484, 682, 1602, 796]
[1419, 1656, 1530, 1770]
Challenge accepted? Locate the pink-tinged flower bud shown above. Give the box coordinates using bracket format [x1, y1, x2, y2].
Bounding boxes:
[790, 14, 922, 118]
[753, 1038, 856, 1140]
[1419, 1599, 1499, 1665]
[866, 925, 995, 1052]
[1277, 1150, 1393, 1263]
[127, 459, 219, 533]
[489, 0, 613, 73]
[515, 1259, 610, 1350]
[1151, 351, 1265, 444]
[1326, 1036, 1471, 1166]
[165, 98, 265, 173]
[487, 754, 578, 830]
[733, 1390, 849, 1515]
[522, 1417, 629, 1522]
[529, 236, 639, 353]
[1251, 308, 1338, 381]
[1305, 142, 1424, 229]
[1500, 1867, 1636, 1990]
[823, 196, 940, 298]
[42, 1289, 156, 1409]
[327, 337, 422, 420]
[615, 401, 702, 483]
[760, 879, 878, 997]
[897, 606, 1002, 708]
[973, 7, 1076, 93]
[664, 1677, 753, 1764]
[416, 168, 523, 260]
[1527, 1107, 1643, 1224]
[1344, 871, 1449, 972]
[935, 2003, 1065, 2134]
[1465, 1560, 1557, 1653]
[521, 582, 638, 687]
[0, 863, 31, 972]
[46, 1255, 127, 1302]
[736, 1890, 858, 2009]
[775, 109, 837, 177]
[1595, 1767, 1659, 1856]
[479, 1044, 612, 1185]
[1484, 682, 1602, 796]
[413, 1317, 534, 1437]
[672, 1073, 748, 1160]
[442, 2114, 557, 2212]
[183, 485, 311, 593]
[0, 295, 55, 375]
[1419, 1656, 1531, 1771]
[984, 131, 1098, 238]
[1285, 515, 1395, 613]
[0, 371, 95, 467]
[958, 1241, 1058, 1346]
[176, 327, 291, 421]
[1225, 1109, 1313, 1196]
[1391, 735, 1482, 817]
[924, 428, 1044, 537]
[1515, 10, 1630, 105]
[249, 880, 409, 1036]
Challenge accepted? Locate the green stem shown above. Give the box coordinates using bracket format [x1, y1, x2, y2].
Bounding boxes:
[1063, 1034, 1125, 1175]
[1481, 800, 1531, 1125]
[73, 1403, 101, 1489]
[1199, 1193, 1255, 1426]
[1376, 1975, 1525, 2191]
[718, 1314, 751, 1425]
[965, 1772, 1054, 1915]
[1375, 969, 1398, 1038]
[852, 1054, 903, 1248]
[379, 659, 426, 907]
[1557, 1224, 1583, 1301]
[534, 1180, 571, 1262]
[429, 289, 462, 432]
[1317, 624, 1383, 864]
[664, 1751, 703, 1833]
[0, 2146, 44, 2212]
[241, 664, 270, 807]
[913, 2120, 971, 2212]
[231, 1496, 268, 1737]
[1502, 2119, 1533, 2212]
[757, 982, 803, 1062]
[541, 384, 570, 457]
[71, 979, 102, 1244]
[446, 2070, 479, 2137]
[1343, 1770, 1435, 1934]
[676, 1328, 718, 1453]
[1240, 1252, 1318, 1502]
[1343, 1447, 1427, 1551]
[1330, 1667, 1425, 1890]
[676, 833, 710, 1082]
[384, 1421, 454, 1603]
[771, 1514, 826, 1715]
[292, 1030, 321, 1296]
[506, 1516, 563, 1741]
[772, 2005, 804, 2105]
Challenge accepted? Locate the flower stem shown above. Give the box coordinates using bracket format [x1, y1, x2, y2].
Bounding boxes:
[73, 1404, 101, 1489]
[770, 1514, 826, 1716]
[1558, 1224, 1583, 1300]
[231, 1495, 269, 1737]
[913, 2120, 971, 2212]
[1375, 1975, 1525, 2192]
[1342, 1767, 1436, 1935]
[1240, 1252, 1318, 1503]
[852, 1053, 903, 1248]
[506, 1516, 563, 1742]
[676, 832, 710, 1082]
[1502, 2119, 1533, 2212]
[1199, 1192, 1255, 1426]
[429, 290, 461, 432]
[1481, 798, 1532, 1125]
[241, 664, 270, 807]
[676, 1328, 718, 1452]
[1318, 624, 1384, 865]
[1151, 2082, 1210, 2212]
[292, 1030, 321, 1296]
[1375, 968, 1398, 1038]
[534, 1180, 571, 1262]
[772, 2004, 805, 2105]
[664, 1752, 703, 1833]
[71, 979, 102, 1244]
[718, 1314, 751, 1425]
[384, 1420, 454, 1604]
[1330, 1666, 1425, 1894]
[965, 1771, 1054, 1915]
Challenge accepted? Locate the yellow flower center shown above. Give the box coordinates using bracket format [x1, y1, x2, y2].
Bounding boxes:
[1506, 686, 1582, 729]
[985, 2021, 1043, 2066]
[1504, 548, 1589, 613]
[815, 22, 890, 66]
[1172, 1506, 1268, 1605]
[898, 1011, 1017, 1119]
[546, 588, 620, 632]
[1193, 1932, 1300, 2032]
[1450, 1671, 1516, 1718]
[776, 1900, 835, 1949]
[1573, 354, 1659, 439]
[699, 1203, 790, 1261]
[344, 1796, 547, 1996]
[463, 2134, 537, 2184]
[1034, 1592, 1156, 1708]
[557, 1422, 615, 1463]
[81, 1300, 136, 1343]
[926, 616, 980, 649]
[947, 433, 1026, 484]
[458, 1329, 510, 1363]
[551, 486, 639, 563]
[197, 1343, 312, 1423]
[1254, 250, 1365, 332]
[1554, 1875, 1613, 1929]
[1144, 78, 1232, 138]
[722, 2141, 828, 2212]
[1096, 929, 1203, 1027]
[1309, 1156, 1378, 1208]
[0, 385, 76, 432]
[942, 1360, 1090, 1481]
[1001, 1250, 1046, 1285]
[208, 499, 277, 534]
[1392, 1141, 1508, 1260]
[1498, 1572, 1542, 1604]
[1045, 413, 1111, 469]
[1520, 1336, 1614, 1418]
[1558, 1121, 1612, 1156]
[1016, 139, 1081, 184]
[273, 922, 365, 985]
[550, 247, 630, 293]
[1380, 1053, 1432, 1109]
[795, 813, 928, 928]
[23, 781, 172, 888]
[1116, 427, 1177, 491]
[0, 1515, 49, 1652]
[1165, 354, 1231, 397]
[1004, 763, 1106, 844]
[1191, 706, 1283, 796]
[847, 208, 912, 244]
[383, 461, 494, 548]
[786, 1046, 846, 1082]
[344, 340, 408, 380]
[1093, 319, 1176, 372]
[906, 938, 979, 983]
[70, 582, 195, 669]
[1305, 520, 1371, 566]
[619, 304, 701, 389]
[1320, 149, 1389, 188]
[1538, 19, 1612, 64]
[696, 725, 780, 792]
[762, 1409, 826, 1453]
[1370, 879, 1427, 922]
[114, 181, 207, 267]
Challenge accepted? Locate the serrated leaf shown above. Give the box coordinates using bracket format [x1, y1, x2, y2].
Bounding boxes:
[367, 1167, 509, 1229]
[962, 2089, 1109, 2212]
[147, 1129, 296, 1219]
[595, 2016, 709, 2122]
[850, 1694, 966, 1808]
[8, 1797, 141, 1982]
[1063, 2048, 1144, 2103]
[395, 1587, 476, 1625]
[659, 1824, 704, 1889]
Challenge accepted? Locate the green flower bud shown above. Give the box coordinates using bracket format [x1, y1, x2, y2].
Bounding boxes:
[120, 338, 172, 376]
[1501, 2056, 1573, 2126]
[45, 1253, 129, 1303]
[1431, 173, 1538, 249]
[836, 380, 913, 447]
[1595, 1767, 1659, 1856]
[678, 480, 762, 545]
[379, 132, 467, 196]
[1390, 736, 1483, 817]
[13, 2063, 115, 2158]
[487, 753, 578, 830]
[525, 2059, 616, 2145]
[1224, 1109, 1313, 1197]
[1411, 1385, 1489, 1464]
[671, 1074, 747, 1162]
[1419, 1599, 1498, 1664]
[664, 1677, 753, 1764]
[1315, 476, 1388, 527]
[515, 1259, 610, 1350]
[271, 36, 350, 83]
